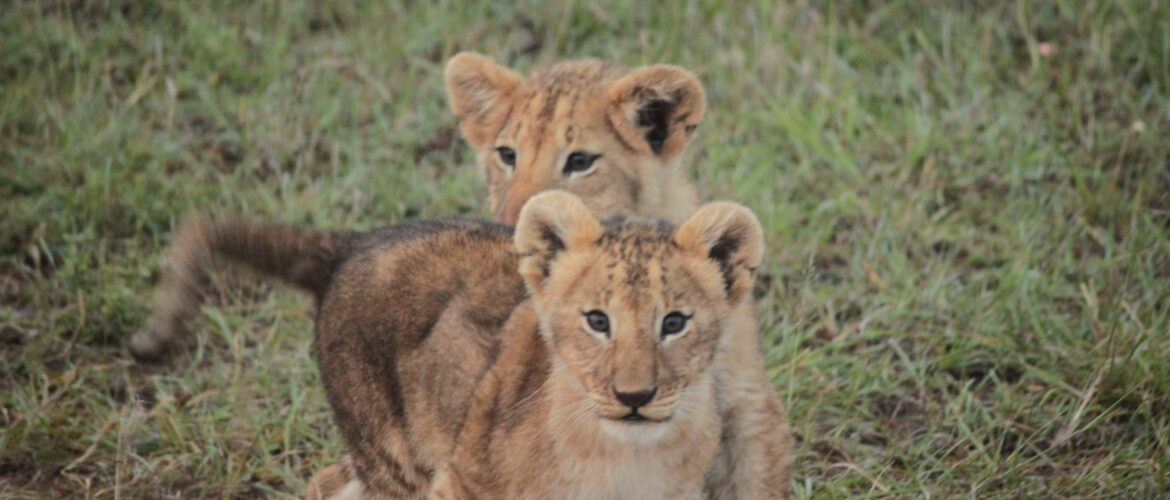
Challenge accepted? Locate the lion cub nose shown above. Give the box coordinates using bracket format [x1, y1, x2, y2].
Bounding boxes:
[614, 387, 657, 409]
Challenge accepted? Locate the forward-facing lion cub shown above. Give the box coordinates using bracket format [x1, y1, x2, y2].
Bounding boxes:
[312, 191, 777, 499]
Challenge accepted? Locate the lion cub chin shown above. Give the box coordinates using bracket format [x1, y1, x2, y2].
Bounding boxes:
[403, 191, 763, 499]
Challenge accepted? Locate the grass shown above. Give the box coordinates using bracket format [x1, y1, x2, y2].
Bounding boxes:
[2, 0, 1168, 497]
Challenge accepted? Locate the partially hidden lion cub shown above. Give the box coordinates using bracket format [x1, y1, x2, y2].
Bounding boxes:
[310, 191, 775, 499]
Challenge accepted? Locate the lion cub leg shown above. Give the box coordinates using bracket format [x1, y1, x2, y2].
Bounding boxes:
[323, 369, 434, 500]
[307, 451, 429, 500]
[425, 468, 474, 500]
[706, 302, 794, 499]
[305, 456, 363, 500]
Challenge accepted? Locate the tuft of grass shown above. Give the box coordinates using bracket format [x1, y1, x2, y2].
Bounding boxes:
[2, 0, 1167, 497]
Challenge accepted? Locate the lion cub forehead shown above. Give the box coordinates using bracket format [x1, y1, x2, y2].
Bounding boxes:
[594, 217, 679, 263]
[599, 216, 675, 243]
[529, 59, 622, 87]
[580, 218, 708, 304]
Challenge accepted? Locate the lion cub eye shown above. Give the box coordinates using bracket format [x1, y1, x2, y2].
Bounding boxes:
[496, 147, 517, 167]
[584, 310, 610, 337]
[661, 312, 691, 338]
[563, 152, 600, 176]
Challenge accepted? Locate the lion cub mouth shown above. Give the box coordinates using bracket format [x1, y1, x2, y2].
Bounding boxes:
[612, 411, 670, 424]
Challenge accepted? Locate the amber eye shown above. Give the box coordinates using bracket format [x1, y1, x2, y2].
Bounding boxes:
[563, 152, 599, 175]
[497, 147, 517, 167]
[661, 312, 690, 338]
[584, 310, 610, 336]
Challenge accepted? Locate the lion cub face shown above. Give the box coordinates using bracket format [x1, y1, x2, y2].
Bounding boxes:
[446, 53, 706, 224]
[515, 192, 763, 435]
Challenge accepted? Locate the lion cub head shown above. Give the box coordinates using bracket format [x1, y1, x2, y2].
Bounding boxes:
[514, 191, 763, 435]
[446, 53, 705, 225]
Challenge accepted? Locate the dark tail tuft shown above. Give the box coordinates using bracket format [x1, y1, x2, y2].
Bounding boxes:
[129, 218, 357, 362]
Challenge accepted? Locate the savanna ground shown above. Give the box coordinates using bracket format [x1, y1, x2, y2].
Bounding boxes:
[2, 0, 1168, 497]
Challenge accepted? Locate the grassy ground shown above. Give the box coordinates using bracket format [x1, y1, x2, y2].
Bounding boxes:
[2, 0, 1168, 497]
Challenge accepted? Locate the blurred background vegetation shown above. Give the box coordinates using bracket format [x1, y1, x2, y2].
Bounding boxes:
[1, 0, 1167, 497]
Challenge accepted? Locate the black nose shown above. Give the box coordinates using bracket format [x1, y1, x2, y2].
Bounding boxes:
[614, 387, 657, 409]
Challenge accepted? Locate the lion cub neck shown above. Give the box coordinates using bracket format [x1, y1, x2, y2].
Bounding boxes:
[542, 361, 720, 499]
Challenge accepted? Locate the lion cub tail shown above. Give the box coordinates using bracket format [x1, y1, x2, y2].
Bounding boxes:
[128, 218, 357, 362]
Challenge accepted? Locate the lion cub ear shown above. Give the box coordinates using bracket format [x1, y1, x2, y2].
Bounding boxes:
[514, 191, 603, 297]
[606, 65, 706, 159]
[445, 52, 523, 148]
[674, 202, 764, 306]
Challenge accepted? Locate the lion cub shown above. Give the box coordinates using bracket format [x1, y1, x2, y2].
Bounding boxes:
[313, 191, 768, 499]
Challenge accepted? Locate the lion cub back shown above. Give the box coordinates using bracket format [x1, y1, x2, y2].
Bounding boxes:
[314, 219, 531, 493]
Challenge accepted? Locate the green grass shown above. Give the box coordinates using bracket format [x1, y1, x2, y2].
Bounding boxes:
[2, 0, 1168, 497]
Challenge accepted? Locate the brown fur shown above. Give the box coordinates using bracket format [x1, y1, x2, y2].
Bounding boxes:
[130, 53, 791, 496]
[127, 220, 463, 361]
[129, 52, 705, 362]
[312, 192, 783, 499]
[306, 456, 361, 500]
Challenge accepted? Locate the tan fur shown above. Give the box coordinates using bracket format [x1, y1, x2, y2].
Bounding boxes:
[446, 53, 704, 224]
[129, 53, 790, 497]
[314, 192, 777, 499]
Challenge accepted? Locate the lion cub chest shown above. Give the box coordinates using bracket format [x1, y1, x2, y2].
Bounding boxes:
[540, 423, 720, 500]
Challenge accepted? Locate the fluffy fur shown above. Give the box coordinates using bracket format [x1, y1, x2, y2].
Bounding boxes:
[130, 53, 791, 498]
